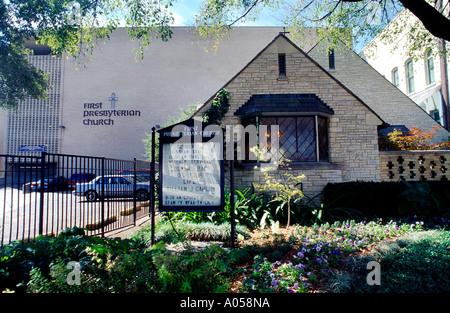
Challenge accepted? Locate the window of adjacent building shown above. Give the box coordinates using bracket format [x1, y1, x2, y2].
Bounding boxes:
[425, 50, 435, 85]
[260, 116, 329, 162]
[391, 67, 399, 88]
[405, 59, 415, 94]
[430, 109, 440, 123]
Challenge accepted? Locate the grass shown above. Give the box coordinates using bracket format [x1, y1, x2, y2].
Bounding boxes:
[351, 230, 450, 293]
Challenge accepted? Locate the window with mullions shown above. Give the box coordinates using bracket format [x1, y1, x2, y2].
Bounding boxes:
[261, 116, 329, 162]
[425, 50, 435, 85]
[405, 59, 415, 94]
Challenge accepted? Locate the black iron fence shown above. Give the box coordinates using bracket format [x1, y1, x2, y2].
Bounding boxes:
[0, 153, 153, 246]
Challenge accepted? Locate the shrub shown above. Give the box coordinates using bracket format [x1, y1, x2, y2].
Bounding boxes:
[322, 180, 450, 221]
[353, 230, 450, 293]
[152, 243, 230, 293]
[0, 227, 142, 293]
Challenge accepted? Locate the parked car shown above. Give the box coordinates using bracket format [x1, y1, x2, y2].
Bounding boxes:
[119, 170, 151, 182]
[73, 175, 150, 202]
[22, 176, 69, 193]
[68, 173, 96, 189]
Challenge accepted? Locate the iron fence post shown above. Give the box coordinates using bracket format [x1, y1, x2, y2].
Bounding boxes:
[230, 160, 236, 249]
[101, 157, 105, 237]
[133, 157, 137, 226]
[150, 126, 156, 246]
[38, 151, 46, 236]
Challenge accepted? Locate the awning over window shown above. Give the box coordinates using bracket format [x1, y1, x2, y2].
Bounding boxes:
[234, 94, 334, 118]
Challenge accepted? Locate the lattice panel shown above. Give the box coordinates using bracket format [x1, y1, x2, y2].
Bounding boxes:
[7, 55, 61, 155]
[381, 152, 449, 182]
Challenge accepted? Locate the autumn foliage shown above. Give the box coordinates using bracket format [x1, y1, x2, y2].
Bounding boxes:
[380, 125, 450, 150]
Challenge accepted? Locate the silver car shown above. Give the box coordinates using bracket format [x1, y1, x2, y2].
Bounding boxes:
[73, 175, 150, 202]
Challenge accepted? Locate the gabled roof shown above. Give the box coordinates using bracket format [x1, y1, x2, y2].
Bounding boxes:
[193, 33, 386, 127]
[234, 94, 334, 118]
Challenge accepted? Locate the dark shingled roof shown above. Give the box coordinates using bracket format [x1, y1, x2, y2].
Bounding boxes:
[377, 125, 409, 136]
[234, 94, 334, 117]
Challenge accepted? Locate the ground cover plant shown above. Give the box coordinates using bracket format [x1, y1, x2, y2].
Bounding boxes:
[1, 210, 450, 293]
[235, 219, 440, 293]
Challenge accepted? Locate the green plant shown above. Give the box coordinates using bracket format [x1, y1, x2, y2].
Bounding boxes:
[353, 230, 450, 293]
[0, 227, 143, 293]
[322, 180, 450, 222]
[152, 243, 230, 293]
[202, 89, 230, 124]
[27, 248, 158, 293]
[131, 220, 250, 245]
[251, 147, 305, 228]
[398, 181, 445, 218]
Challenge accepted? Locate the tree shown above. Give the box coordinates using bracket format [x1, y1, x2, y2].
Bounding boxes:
[2, 0, 449, 109]
[195, 0, 449, 53]
[0, 0, 174, 109]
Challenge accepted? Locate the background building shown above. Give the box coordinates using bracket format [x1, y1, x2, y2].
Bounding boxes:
[1, 26, 448, 170]
[361, 10, 450, 129]
[0, 27, 289, 160]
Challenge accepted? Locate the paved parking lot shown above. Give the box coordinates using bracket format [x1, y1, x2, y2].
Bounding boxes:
[0, 187, 149, 246]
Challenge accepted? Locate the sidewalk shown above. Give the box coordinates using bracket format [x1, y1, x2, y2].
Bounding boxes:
[105, 214, 155, 240]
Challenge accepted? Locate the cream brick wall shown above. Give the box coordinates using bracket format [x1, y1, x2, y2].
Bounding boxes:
[194, 36, 383, 197]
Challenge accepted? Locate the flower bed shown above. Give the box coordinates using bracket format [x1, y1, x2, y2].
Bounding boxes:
[237, 219, 431, 293]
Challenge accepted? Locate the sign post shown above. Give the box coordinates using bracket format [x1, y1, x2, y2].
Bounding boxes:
[158, 118, 225, 212]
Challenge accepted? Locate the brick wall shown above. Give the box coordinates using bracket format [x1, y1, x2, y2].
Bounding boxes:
[195, 35, 384, 198]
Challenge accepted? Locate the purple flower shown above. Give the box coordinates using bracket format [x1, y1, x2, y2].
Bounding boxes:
[293, 283, 299, 289]
[288, 289, 294, 293]
[297, 252, 304, 258]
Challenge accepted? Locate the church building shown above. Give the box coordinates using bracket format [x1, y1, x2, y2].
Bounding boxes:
[1, 27, 448, 197]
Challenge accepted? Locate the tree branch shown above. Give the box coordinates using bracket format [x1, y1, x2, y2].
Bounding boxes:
[228, 0, 264, 27]
[397, 0, 450, 42]
[342, 0, 450, 42]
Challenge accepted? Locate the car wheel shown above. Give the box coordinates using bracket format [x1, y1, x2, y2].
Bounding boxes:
[136, 189, 150, 201]
[85, 190, 98, 202]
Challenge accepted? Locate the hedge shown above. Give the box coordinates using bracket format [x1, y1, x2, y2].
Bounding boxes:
[321, 180, 450, 220]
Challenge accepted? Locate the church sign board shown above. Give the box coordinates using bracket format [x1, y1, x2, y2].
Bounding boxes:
[158, 118, 225, 212]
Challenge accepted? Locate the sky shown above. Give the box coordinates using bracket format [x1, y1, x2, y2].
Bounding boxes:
[170, 0, 285, 27]
[168, 0, 373, 52]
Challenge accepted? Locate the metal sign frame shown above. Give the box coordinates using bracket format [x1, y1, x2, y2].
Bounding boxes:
[157, 118, 225, 212]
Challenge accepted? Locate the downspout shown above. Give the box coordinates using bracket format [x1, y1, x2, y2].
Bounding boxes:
[439, 39, 449, 130]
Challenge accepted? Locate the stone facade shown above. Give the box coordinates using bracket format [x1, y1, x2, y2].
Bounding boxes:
[194, 35, 384, 197]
